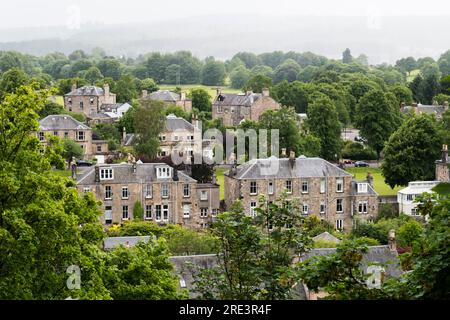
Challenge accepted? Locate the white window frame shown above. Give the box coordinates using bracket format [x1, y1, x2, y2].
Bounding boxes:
[200, 207, 208, 218]
[155, 205, 162, 221]
[268, 181, 274, 195]
[157, 166, 171, 179]
[301, 180, 309, 194]
[320, 179, 326, 193]
[358, 201, 368, 214]
[161, 184, 169, 198]
[105, 185, 112, 199]
[336, 178, 344, 193]
[162, 204, 169, 221]
[38, 132, 45, 141]
[357, 183, 368, 193]
[77, 131, 85, 141]
[83, 187, 91, 193]
[302, 203, 309, 215]
[285, 180, 292, 194]
[336, 219, 343, 231]
[145, 184, 152, 198]
[122, 205, 129, 220]
[100, 168, 114, 180]
[320, 202, 326, 214]
[250, 181, 257, 195]
[183, 204, 191, 218]
[121, 186, 129, 199]
[336, 199, 343, 213]
[250, 201, 257, 217]
[183, 184, 190, 197]
[200, 190, 208, 201]
[145, 205, 152, 220]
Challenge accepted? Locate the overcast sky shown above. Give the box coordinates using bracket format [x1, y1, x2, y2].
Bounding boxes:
[1, 0, 450, 29]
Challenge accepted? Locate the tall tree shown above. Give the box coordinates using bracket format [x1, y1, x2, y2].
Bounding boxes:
[381, 115, 442, 188]
[342, 48, 353, 64]
[133, 99, 166, 159]
[355, 89, 402, 158]
[189, 88, 211, 113]
[306, 96, 342, 160]
[201, 59, 226, 86]
[244, 74, 273, 93]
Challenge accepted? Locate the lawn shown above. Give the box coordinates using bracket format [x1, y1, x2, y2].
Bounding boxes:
[49, 95, 64, 106]
[53, 169, 76, 178]
[159, 84, 242, 101]
[215, 167, 227, 200]
[345, 167, 401, 196]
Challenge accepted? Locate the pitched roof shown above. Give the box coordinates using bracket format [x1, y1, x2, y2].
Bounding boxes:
[65, 86, 105, 96]
[165, 114, 195, 132]
[39, 115, 91, 131]
[402, 104, 447, 116]
[76, 162, 196, 185]
[101, 103, 129, 112]
[149, 90, 181, 102]
[299, 245, 403, 278]
[213, 92, 262, 107]
[228, 156, 353, 180]
[312, 232, 341, 243]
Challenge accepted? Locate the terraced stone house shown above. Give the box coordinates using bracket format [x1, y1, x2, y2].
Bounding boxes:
[76, 162, 220, 229]
[224, 153, 378, 232]
[64, 84, 117, 116]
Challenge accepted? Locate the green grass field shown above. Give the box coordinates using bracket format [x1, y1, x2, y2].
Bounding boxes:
[159, 84, 242, 100]
[406, 69, 420, 83]
[345, 167, 401, 196]
[215, 168, 227, 200]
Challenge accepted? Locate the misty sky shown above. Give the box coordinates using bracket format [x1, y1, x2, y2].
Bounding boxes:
[1, 0, 450, 29]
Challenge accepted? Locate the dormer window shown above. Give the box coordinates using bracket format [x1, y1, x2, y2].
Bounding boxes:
[156, 166, 171, 179]
[357, 183, 368, 193]
[100, 168, 114, 180]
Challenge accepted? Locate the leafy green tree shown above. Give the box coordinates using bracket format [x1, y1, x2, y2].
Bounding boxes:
[164, 105, 190, 121]
[432, 93, 450, 105]
[388, 84, 413, 105]
[0, 67, 29, 96]
[162, 225, 218, 255]
[243, 74, 272, 93]
[57, 77, 87, 95]
[440, 109, 450, 146]
[62, 137, 84, 162]
[114, 74, 138, 102]
[84, 66, 104, 84]
[395, 57, 417, 75]
[271, 80, 309, 113]
[273, 59, 301, 83]
[133, 99, 166, 159]
[164, 64, 181, 84]
[139, 78, 159, 93]
[355, 89, 401, 158]
[133, 201, 144, 221]
[342, 48, 353, 64]
[201, 59, 225, 86]
[307, 96, 342, 160]
[97, 58, 123, 80]
[102, 240, 184, 300]
[38, 100, 65, 118]
[381, 115, 442, 188]
[193, 199, 311, 300]
[229, 65, 251, 89]
[189, 88, 212, 113]
[232, 52, 261, 69]
[440, 74, 450, 94]
[0, 85, 109, 299]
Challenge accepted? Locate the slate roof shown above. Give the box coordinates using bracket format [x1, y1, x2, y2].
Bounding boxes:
[65, 86, 105, 96]
[228, 156, 353, 180]
[39, 115, 91, 131]
[149, 90, 181, 102]
[101, 103, 127, 112]
[312, 232, 341, 243]
[299, 245, 403, 278]
[165, 114, 195, 132]
[103, 236, 153, 250]
[402, 104, 447, 116]
[76, 162, 196, 185]
[213, 92, 262, 107]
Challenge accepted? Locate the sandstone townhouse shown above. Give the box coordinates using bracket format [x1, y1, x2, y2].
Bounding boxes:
[142, 90, 192, 113]
[224, 153, 378, 232]
[38, 114, 108, 159]
[64, 83, 117, 116]
[212, 88, 281, 126]
[76, 162, 220, 229]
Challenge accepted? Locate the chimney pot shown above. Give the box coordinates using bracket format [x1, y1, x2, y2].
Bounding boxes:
[262, 88, 270, 97]
[281, 148, 287, 158]
[388, 229, 397, 252]
[142, 90, 148, 98]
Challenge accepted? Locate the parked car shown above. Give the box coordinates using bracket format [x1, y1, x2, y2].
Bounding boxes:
[343, 159, 354, 164]
[354, 161, 370, 167]
[76, 160, 93, 167]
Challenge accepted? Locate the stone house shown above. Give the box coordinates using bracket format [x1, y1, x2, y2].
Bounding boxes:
[142, 90, 192, 113]
[64, 84, 117, 116]
[158, 114, 215, 161]
[212, 88, 281, 126]
[400, 101, 448, 120]
[76, 162, 220, 229]
[436, 144, 450, 182]
[38, 115, 108, 159]
[224, 153, 378, 232]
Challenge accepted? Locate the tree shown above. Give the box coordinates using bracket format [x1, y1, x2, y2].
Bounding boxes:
[259, 107, 302, 155]
[133, 201, 144, 221]
[62, 137, 84, 162]
[193, 199, 311, 300]
[395, 57, 417, 75]
[0, 68, 29, 97]
[97, 58, 123, 80]
[114, 74, 138, 102]
[164, 64, 181, 84]
[355, 89, 401, 158]
[84, 66, 103, 84]
[0, 85, 109, 299]
[133, 99, 166, 159]
[102, 240, 184, 300]
[244, 74, 273, 93]
[229, 65, 251, 89]
[306, 96, 342, 160]
[388, 84, 413, 105]
[342, 48, 353, 64]
[232, 52, 261, 69]
[139, 78, 159, 93]
[273, 59, 301, 83]
[271, 80, 309, 113]
[381, 115, 442, 188]
[189, 88, 212, 112]
[201, 59, 225, 86]
[440, 75, 450, 95]
[38, 100, 65, 118]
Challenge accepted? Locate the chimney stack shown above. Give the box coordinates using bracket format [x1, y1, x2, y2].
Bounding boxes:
[443, 144, 449, 163]
[216, 88, 222, 97]
[122, 127, 127, 143]
[289, 151, 296, 168]
[262, 88, 270, 97]
[246, 90, 253, 96]
[366, 172, 374, 187]
[281, 148, 287, 158]
[142, 90, 148, 99]
[72, 83, 77, 92]
[103, 83, 110, 97]
[388, 230, 397, 252]
[94, 166, 100, 183]
[173, 168, 179, 181]
[180, 92, 186, 101]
